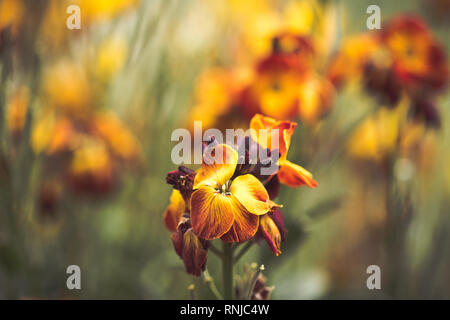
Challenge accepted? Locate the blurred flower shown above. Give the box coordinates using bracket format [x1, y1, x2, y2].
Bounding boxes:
[68, 137, 114, 195]
[187, 67, 252, 131]
[240, 34, 333, 123]
[6, 86, 29, 136]
[42, 61, 92, 118]
[91, 112, 141, 162]
[327, 34, 381, 87]
[250, 114, 318, 188]
[77, 0, 139, 23]
[95, 37, 128, 82]
[0, 0, 25, 37]
[381, 16, 448, 94]
[191, 144, 276, 242]
[347, 106, 405, 163]
[329, 15, 448, 113]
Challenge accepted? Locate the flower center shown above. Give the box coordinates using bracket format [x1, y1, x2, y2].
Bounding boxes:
[216, 180, 232, 195]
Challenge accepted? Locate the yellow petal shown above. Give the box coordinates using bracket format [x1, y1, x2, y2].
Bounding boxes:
[194, 144, 238, 189]
[249, 114, 297, 158]
[230, 174, 273, 215]
[163, 190, 186, 232]
[221, 202, 259, 243]
[260, 214, 282, 256]
[190, 186, 235, 240]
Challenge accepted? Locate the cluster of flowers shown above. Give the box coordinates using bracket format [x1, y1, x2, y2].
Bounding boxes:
[187, 32, 334, 131]
[328, 15, 448, 128]
[164, 114, 317, 276]
[32, 61, 141, 218]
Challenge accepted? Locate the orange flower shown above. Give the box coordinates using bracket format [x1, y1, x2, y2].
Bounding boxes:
[240, 54, 306, 120]
[381, 16, 448, 91]
[190, 144, 276, 242]
[249, 114, 317, 188]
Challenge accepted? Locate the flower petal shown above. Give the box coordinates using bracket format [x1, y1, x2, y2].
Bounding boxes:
[194, 144, 238, 189]
[260, 214, 282, 256]
[230, 174, 274, 215]
[163, 190, 186, 232]
[181, 229, 208, 277]
[190, 186, 235, 239]
[249, 114, 297, 158]
[221, 201, 259, 243]
[278, 159, 318, 188]
[171, 228, 208, 277]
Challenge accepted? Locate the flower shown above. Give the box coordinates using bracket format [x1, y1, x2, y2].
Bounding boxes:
[171, 217, 208, 277]
[381, 16, 448, 93]
[163, 171, 209, 277]
[239, 34, 333, 123]
[249, 114, 318, 188]
[190, 144, 277, 242]
[328, 15, 448, 109]
[259, 207, 286, 256]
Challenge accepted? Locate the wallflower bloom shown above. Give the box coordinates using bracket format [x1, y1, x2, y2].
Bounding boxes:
[240, 34, 333, 123]
[250, 114, 318, 188]
[190, 144, 276, 242]
[328, 16, 448, 112]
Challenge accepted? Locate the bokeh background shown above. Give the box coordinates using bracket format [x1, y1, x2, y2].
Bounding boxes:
[0, 0, 449, 299]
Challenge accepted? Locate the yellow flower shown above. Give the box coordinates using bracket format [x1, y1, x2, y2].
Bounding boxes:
[190, 144, 276, 242]
[42, 61, 91, 117]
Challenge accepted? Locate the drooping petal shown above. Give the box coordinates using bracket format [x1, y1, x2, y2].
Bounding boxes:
[194, 144, 238, 189]
[190, 186, 235, 240]
[278, 159, 318, 188]
[181, 229, 208, 277]
[230, 174, 274, 215]
[171, 228, 208, 277]
[260, 214, 282, 256]
[163, 190, 186, 232]
[221, 200, 259, 243]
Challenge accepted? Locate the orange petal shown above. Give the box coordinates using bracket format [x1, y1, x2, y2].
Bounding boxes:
[249, 114, 297, 158]
[194, 144, 238, 189]
[163, 190, 186, 232]
[230, 174, 274, 215]
[221, 200, 259, 243]
[260, 215, 282, 256]
[190, 186, 235, 240]
[278, 159, 318, 188]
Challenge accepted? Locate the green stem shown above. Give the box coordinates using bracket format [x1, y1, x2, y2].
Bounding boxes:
[222, 242, 234, 300]
[203, 269, 223, 300]
[234, 241, 254, 263]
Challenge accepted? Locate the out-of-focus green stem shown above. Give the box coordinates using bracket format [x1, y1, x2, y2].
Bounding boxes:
[222, 242, 234, 300]
[234, 241, 254, 263]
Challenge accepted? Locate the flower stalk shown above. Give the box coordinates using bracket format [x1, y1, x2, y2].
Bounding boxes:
[222, 242, 235, 300]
